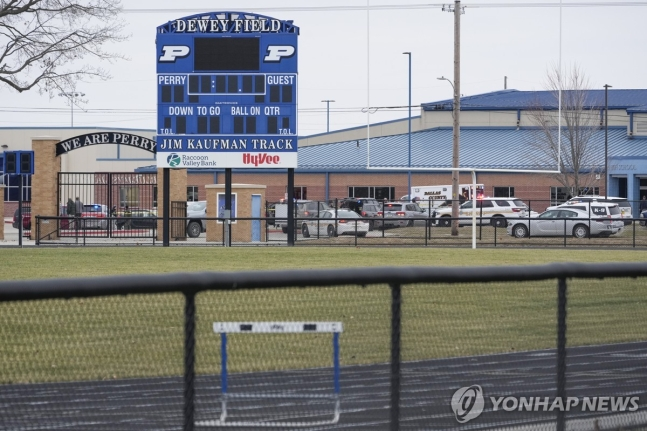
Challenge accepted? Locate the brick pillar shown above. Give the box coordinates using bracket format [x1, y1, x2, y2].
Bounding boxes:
[0, 185, 4, 240]
[156, 168, 187, 240]
[31, 138, 61, 240]
[205, 184, 266, 243]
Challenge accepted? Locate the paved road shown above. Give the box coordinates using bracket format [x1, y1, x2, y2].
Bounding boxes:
[1, 342, 646, 430]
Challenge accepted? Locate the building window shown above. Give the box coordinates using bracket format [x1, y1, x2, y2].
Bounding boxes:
[285, 186, 307, 200]
[578, 187, 599, 196]
[348, 186, 395, 200]
[2, 174, 31, 202]
[187, 186, 198, 202]
[493, 186, 514, 198]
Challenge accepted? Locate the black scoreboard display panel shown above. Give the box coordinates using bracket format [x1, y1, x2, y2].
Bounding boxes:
[156, 12, 299, 169]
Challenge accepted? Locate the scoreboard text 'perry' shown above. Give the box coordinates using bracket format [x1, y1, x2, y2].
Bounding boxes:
[155, 11, 299, 169]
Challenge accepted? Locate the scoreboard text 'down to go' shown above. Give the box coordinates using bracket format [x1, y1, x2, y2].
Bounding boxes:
[156, 12, 299, 169]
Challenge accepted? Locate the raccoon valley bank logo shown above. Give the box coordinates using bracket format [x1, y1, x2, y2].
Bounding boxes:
[167, 153, 181, 167]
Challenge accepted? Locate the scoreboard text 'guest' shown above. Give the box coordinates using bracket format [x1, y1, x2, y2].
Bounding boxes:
[155, 11, 299, 169]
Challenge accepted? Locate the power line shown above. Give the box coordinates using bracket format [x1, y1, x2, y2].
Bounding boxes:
[123, 2, 647, 13]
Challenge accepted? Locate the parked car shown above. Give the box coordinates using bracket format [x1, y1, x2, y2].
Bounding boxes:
[116, 209, 158, 230]
[507, 204, 624, 238]
[378, 201, 427, 228]
[76, 204, 110, 229]
[186, 200, 207, 238]
[338, 198, 382, 230]
[276, 200, 331, 233]
[301, 209, 369, 238]
[548, 196, 632, 225]
[432, 197, 534, 228]
[12, 206, 31, 230]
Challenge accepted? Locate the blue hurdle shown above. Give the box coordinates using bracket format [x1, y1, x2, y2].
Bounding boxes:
[196, 321, 343, 428]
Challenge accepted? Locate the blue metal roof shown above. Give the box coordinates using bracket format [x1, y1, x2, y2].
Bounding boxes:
[422, 89, 647, 112]
[298, 127, 644, 171]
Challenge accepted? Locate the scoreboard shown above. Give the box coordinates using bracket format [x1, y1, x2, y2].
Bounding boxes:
[156, 12, 299, 169]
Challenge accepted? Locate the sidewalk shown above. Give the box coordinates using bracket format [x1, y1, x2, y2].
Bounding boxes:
[1, 217, 35, 245]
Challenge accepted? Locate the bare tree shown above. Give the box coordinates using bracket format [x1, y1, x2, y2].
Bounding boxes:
[526, 65, 601, 197]
[0, 0, 128, 95]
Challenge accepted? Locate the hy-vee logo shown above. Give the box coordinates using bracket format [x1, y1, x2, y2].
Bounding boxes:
[159, 45, 294, 62]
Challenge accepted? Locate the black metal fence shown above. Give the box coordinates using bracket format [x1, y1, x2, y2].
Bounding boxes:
[0, 263, 646, 430]
[31, 213, 647, 248]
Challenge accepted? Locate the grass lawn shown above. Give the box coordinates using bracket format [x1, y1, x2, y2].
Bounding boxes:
[0, 248, 646, 383]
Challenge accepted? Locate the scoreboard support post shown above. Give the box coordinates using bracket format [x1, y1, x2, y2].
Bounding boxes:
[225, 169, 232, 247]
[287, 168, 294, 246]
[163, 168, 170, 246]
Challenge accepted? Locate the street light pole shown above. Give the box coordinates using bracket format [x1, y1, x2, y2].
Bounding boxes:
[58, 92, 85, 127]
[604, 84, 611, 199]
[321, 100, 335, 133]
[403, 52, 412, 200]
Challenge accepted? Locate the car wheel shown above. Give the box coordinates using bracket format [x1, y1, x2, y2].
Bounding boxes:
[281, 226, 288, 234]
[440, 216, 451, 227]
[368, 220, 374, 231]
[572, 224, 589, 238]
[513, 224, 528, 238]
[301, 224, 310, 238]
[187, 221, 201, 238]
[406, 219, 414, 227]
[327, 225, 337, 238]
[357, 232, 367, 237]
[491, 216, 506, 228]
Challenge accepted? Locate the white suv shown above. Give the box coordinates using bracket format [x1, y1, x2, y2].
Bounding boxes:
[432, 198, 534, 228]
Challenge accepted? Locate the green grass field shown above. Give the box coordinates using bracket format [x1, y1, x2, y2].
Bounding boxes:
[0, 248, 646, 384]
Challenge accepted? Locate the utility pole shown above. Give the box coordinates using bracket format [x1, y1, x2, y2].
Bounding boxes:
[604, 84, 612, 199]
[321, 100, 335, 133]
[58, 91, 85, 127]
[443, 0, 462, 236]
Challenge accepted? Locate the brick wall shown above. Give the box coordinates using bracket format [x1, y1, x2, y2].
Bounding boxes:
[30, 139, 60, 240]
[156, 168, 187, 240]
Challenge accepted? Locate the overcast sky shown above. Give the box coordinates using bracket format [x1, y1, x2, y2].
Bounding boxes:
[1, 0, 645, 136]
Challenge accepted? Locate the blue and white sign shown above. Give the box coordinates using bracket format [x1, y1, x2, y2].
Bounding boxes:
[156, 11, 299, 168]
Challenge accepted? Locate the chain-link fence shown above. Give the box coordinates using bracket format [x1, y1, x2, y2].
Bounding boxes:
[0, 263, 646, 430]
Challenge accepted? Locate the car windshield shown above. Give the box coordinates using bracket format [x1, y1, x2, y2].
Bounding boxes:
[512, 199, 527, 207]
[333, 210, 360, 218]
[187, 202, 206, 212]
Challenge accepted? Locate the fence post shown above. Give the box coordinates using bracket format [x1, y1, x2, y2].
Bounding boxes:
[390, 283, 402, 431]
[556, 277, 567, 431]
[184, 292, 196, 431]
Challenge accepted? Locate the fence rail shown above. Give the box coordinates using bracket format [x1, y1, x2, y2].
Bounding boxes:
[31, 214, 647, 248]
[1, 263, 647, 430]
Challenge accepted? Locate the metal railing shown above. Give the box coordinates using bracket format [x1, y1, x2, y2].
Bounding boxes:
[31, 214, 647, 248]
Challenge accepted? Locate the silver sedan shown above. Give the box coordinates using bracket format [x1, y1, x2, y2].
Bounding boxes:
[301, 209, 369, 238]
[506, 208, 623, 238]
